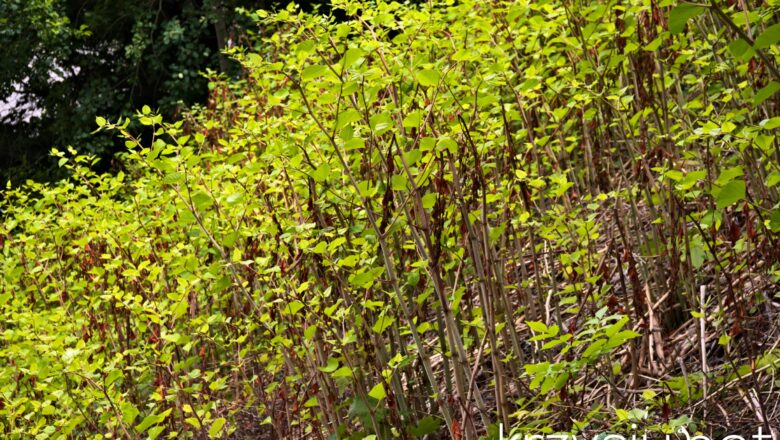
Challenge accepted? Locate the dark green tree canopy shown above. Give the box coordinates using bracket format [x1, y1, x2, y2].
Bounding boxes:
[0, 0, 264, 182]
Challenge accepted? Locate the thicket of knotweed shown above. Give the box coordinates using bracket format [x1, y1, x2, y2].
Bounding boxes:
[1, 0, 779, 439]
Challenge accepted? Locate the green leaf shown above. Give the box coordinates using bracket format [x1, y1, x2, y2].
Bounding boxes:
[754, 23, 780, 49]
[416, 69, 440, 87]
[302, 64, 328, 80]
[245, 53, 264, 67]
[391, 174, 408, 191]
[344, 137, 364, 150]
[755, 134, 775, 151]
[762, 117, 780, 129]
[643, 36, 663, 51]
[340, 48, 365, 68]
[162, 333, 190, 345]
[225, 192, 244, 205]
[690, 243, 706, 268]
[604, 316, 629, 337]
[403, 149, 422, 166]
[768, 172, 780, 187]
[136, 414, 163, 432]
[408, 416, 442, 437]
[105, 369, 122, 387]
[348, 396, 381, 426]
[437, 137, 458, 153]
[676, 170, 706, 190]
[148, 426, 165, 440]
[332, 366, 354, 378]
[209, 417, 226, 438]
[669, 3, 705, 34]
[296, 39, 315, 54]
[191, 191, 214, 210]
[421, 193, 436, 209]
[582, 339, 607, 359]
[95, 116, 107, 127]
[336, 109, 362, 130]
[402, 110, 423, 128]
[527, 321, 548, 334]
[452, 49, 476, 61]
[163, 172, 184, 184]
[728, 38, 755, 62]
[540, 374, 556, 394]
[349, 267, 383, 288]
[606, 330, 641, 349]
[120, 402, 139, 425]
[226, 152, 245, 164]
[755, 81, 780, 106]
[715, 166, 743, 186]
[372, 313, 395, 334]
[319, 357, 339, 373]
[368, 383, 386, 401]
[524, 361, 550, 375]
[369, 112, 392, 135]
[312, 163, 330, 183]
[283, 300, 305, 315]
[768, 209, 780, 232]
[338, 254, 359, 267]
[311, 241, 328, 254]
[713, 180, 746, 209]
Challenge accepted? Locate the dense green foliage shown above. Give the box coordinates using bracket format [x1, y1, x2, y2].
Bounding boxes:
[0, 0, 263, 182]
[1, 0, 780, 438]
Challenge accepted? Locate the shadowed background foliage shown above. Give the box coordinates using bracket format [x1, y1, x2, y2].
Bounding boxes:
[0, 0, 339, 184]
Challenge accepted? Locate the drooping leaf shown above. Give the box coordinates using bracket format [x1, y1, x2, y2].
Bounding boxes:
[715, 166, 744, 186]
[713, 180, 746, 209]
[319, 357, 339, 373]
[136, 414, 163, 433]
[755, 81, 780, 106]
[754, 23, 780, 49]
[669, 3, 706, 34]
[728, 38, 755, 62]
